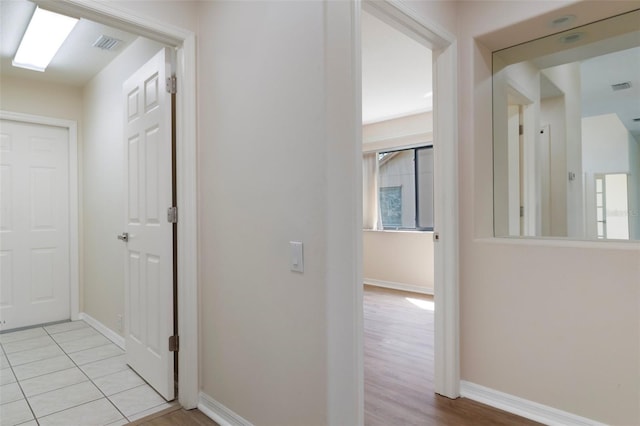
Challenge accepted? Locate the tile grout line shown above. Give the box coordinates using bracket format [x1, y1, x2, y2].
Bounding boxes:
[20, 367, 90, 398]
[4, 320, 169, 425]
[8, 340, 119, 370]
[0, 327, 44, 425]
[41, 320, 130, 424]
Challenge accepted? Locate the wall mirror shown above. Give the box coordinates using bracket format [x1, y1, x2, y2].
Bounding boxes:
[493, 9, 640, 241]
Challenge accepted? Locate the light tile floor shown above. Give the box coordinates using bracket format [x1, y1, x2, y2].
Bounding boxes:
[0, 321, 174, 426]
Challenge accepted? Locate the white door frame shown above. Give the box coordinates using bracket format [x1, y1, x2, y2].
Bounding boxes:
[0, 110, 80, 325]
[35, 0, 199, 409]
[359, 0, 460, 398]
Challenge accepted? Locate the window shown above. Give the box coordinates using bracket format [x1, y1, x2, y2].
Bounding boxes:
[379, 186, 402, 226]
[377, 146, 434, 230]
[594, 173, 630, 240]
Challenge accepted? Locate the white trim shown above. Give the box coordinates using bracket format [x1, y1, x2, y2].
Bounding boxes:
[364, 279, 433, 295]
[460, 381, 607, 426]
[174, 30, 200, 412]
[325, 1, 364, 424]
[432, 39, 460, 399]
[34, 0, 200, 409]
[475, 236, 640, 250]
[78, 312, 125, 349]
[0, 111, 80, 324]
[359, 1, 460, 400]
[363, 0, 455, 49]
[198, 392, 254, 426]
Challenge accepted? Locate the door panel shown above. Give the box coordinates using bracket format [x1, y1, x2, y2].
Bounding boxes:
[123, 48, 175, 401]
[0, 120, 70, 330]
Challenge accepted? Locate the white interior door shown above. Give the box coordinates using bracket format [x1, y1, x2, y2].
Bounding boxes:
[123, 48, 175, 401]
[0, 120, 70, 330]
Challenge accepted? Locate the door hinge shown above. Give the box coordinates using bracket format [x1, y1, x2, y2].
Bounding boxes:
[518, 124, 523, 135]
[167, 206, 178, 223]
[166, 76, 177, 94]
[433, 232, 440, 242]
[520, 206, 524, 217]
[169, 335, 179, 352]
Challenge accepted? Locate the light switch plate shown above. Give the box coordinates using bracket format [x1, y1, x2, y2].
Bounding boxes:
[290, 241, 304, 273]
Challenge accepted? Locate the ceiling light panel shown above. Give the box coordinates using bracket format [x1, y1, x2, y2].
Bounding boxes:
[12, 7, 78, 72]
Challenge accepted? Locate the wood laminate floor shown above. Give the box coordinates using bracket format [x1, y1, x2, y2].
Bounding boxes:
[128, 406, 219, 426]
[364, 285, 540, 426]
[133, 286, 540, 426]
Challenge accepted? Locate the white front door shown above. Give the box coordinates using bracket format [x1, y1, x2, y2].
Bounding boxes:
[122, 48, 175, 401]
[0, 120, 70, 330]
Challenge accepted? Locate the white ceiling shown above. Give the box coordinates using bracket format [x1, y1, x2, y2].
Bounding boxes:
[580, 46, 640, 138]
[361, 10, 432, 125]
[0, 0, 138, 86]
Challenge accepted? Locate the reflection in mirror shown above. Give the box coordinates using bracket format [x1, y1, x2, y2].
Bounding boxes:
[493, 9, 640, 241]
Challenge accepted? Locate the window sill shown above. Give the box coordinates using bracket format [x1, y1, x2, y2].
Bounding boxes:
[363, 229, 433, 234]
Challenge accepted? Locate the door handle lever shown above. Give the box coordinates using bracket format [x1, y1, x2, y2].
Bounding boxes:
[117, 232, 129, 242]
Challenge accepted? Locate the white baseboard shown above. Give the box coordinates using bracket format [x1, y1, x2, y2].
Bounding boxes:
[198, 392, 254, 426]
[364, 278, 433, 295]
[460, 381, 607, 426]
[78, 312, 125, 350]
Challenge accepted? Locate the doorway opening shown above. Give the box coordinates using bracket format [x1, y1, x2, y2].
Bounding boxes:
[360, 8, 435, 423]
[594, 173, 631, 239]
[0, 0, 198, 414]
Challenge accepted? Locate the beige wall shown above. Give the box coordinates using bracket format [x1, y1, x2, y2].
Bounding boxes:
[0, 76, 83, 122]
[197, 2, 331, 424]
[458, 1, 640, 424]
[82, 37, 165, 336]
[363, 111, 432, 152]
[363, 231, 434, 293]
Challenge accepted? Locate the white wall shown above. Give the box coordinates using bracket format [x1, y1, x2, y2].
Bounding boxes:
[583, 113, 632, 174]
[82, 37, 165, 336]
[459, 1, 640, 424]
[542, 63, 584, 238]
[583, 113, 637, 240]
[540, 95, 567, 236]
[629, 135, 640, 239]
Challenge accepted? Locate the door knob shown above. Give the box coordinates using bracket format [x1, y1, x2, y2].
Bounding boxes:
[117, 232, 129, 242]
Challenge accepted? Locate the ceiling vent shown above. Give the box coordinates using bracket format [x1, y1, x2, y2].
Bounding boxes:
[611, 82, 632, 91]
[93, 35, 122, 51]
